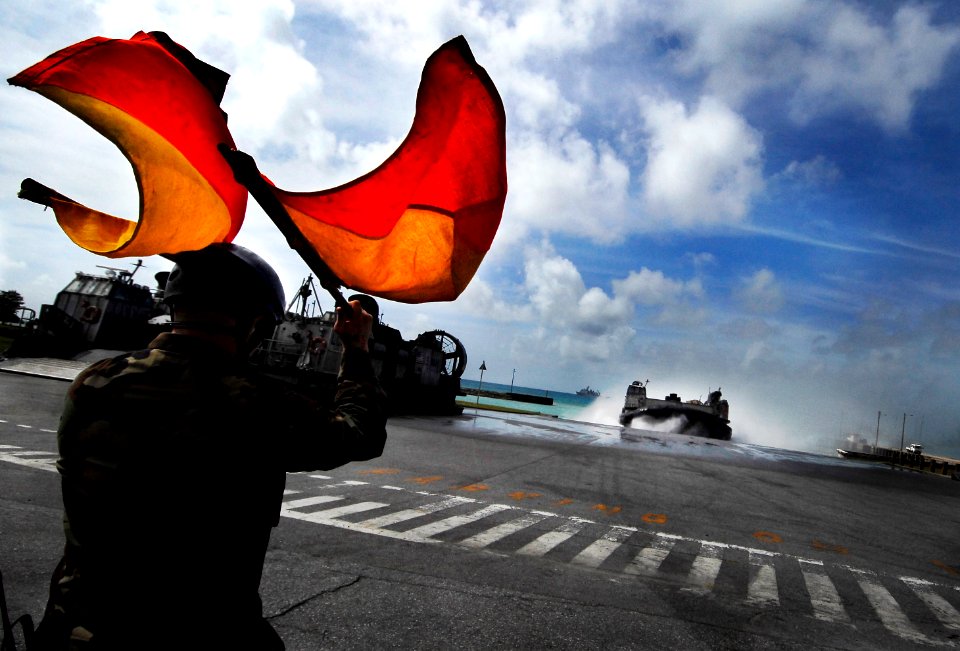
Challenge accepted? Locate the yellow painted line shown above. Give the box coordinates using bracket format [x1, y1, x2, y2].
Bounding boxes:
[593, 504, 622, 515]
[753, 531, 783, 544]
[409, 476, 444, 485]
[811, 539, 848, 554]
[456, 483, 490, 492]
[507, 491, 541, 501]
[932, 560, 959, 576]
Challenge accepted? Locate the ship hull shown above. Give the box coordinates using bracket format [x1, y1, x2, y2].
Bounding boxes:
[619, 406, 732, 440]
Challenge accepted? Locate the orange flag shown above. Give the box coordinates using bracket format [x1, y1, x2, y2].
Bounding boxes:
[8, 31, 245, 257]
[267, 36, 507, 302]
[11, 34, 506, 303]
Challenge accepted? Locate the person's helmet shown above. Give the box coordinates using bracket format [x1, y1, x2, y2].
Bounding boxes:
[163, 243, 286, 324]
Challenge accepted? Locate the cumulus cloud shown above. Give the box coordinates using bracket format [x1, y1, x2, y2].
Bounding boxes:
[736, 268, 784, 314]
[658, 1, 960, 131]
[613, 268, 703, 306]
[640, 95, 764, 226]
[505, 134, 631, 245]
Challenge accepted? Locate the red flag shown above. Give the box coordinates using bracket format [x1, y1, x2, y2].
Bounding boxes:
[12, 34, 506, 303]
[8, 31, 245, 256]
[268, 36, 507, 302]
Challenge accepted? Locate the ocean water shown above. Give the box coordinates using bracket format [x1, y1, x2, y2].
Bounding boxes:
[459, 379, 624, 425]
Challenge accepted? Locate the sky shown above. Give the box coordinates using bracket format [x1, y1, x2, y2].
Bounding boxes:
[2, 0, 959, 456]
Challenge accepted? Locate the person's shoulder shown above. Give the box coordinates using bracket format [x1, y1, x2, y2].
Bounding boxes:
[72, 348, 162, 390]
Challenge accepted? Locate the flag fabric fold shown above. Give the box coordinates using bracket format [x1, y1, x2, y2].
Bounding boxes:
[11, 33, 506, 303]
[267, 36, 507, 303]
[8, 31, 245, 257]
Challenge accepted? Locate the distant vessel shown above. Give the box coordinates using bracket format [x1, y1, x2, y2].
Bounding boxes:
[576, 386, 600, 397]
[5, 260, 167, 359]
[5, 269, 467, 416]
[619, 380, 731, 440]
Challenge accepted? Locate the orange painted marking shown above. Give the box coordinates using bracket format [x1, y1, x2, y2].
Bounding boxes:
[457, 483, 490, 492]
[555, 498, 574, 506]
[932, 560, 959, 576]
[593, 504, 622, 515]
[409, 476, 444, 485]
[811, 539, 848, 555]
[358, 468, 401, 475]
[507, 491, 541, 501]
[753, 531, 783, 544]
[641, 513, 667, 525]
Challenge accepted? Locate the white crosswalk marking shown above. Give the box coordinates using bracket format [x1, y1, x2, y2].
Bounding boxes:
[746, 552, 779, 607]
[858, 580, 933, 645]
[624, 537, 675, 576]
[300, 501, 390, 520]
[907, 584, 960, 632]
[282, 495, 344, 510]
[684, 542, 724, 594]
[458, 512, 551, 549]
[356, 496, 474, 530]
[270, 478, 960, 646]
[516, 519, 585, 557]
[801, 567, 849, 624]
[571, 526, 633, 568]
[406, 504, 512, 538]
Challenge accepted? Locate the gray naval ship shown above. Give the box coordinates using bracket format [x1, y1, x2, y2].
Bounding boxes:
[4, 265, 466, 415]
[619, 379, 731, 440]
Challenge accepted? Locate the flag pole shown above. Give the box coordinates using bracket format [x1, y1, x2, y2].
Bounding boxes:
[217, 145, 353, 315]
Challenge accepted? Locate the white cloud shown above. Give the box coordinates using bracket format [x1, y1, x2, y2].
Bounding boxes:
[779, 155, 841, 187]
[659, 1, 960, 131]
[640, 95, 764, 226]
[737, 268, 784, 314]
[613, 268, 702, 306]
[505, 134, 632, 245]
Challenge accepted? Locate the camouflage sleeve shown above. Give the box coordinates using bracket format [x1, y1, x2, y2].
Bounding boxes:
[278, 347, 388, 472]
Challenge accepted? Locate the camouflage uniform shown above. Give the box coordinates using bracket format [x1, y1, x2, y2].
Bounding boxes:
[36, 332, 387, 650]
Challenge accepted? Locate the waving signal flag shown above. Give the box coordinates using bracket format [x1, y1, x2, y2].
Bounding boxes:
[267, 36, 507, 302]
[8, 31, 246, 257]
[10, 33, 506, 303]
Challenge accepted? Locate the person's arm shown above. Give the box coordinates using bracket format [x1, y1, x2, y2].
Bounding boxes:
[280, 300, 388, 471]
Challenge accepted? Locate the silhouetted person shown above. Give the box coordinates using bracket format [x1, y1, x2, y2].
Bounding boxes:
[35, 244, 387, 649]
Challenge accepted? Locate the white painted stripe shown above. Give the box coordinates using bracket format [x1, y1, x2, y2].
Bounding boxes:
[571, 527, 633, 568]
[308, 474, 332, 479]
[0, 420, 7, 423]
[859, 580, 932, 645]
[8, 450, 56, 457]
[625, 538, 675, 576]
[298, 501, 388, 520]
[0, 453, 58, 472]
[282, 495, 344, 510]
[16, 424, 32, 429]
[515, 520, 584, 557]
[40, 428, 56, 433]
[281, 508, 443, 544]
[381, 485, 404, 491]
[282, 489, 300, 496]
[405, 504, 512, 538]
[0, 444, 20, 449]
[458, 512, 551, 549]
[802, 571, 849, 624]
[909, 586, 960, 632]
[356, 496, 473, 530]
[746, 553, 779, 607]
[684, 543, 724, 594]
